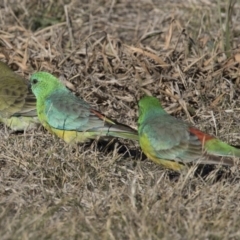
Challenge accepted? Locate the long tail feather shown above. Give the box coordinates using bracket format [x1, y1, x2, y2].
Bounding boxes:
[197, 154, 236, 167]
[90, 109, 139, 141]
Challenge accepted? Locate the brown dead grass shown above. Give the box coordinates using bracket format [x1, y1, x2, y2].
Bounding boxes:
[1, 0, 240, 239]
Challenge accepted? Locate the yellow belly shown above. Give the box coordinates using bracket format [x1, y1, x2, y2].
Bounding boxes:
[42, 121, 95, 144]
[140, 133, 185, 171]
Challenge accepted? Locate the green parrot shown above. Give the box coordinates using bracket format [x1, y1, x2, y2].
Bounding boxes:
[29, 71, 138, 144]
[0, 61, 39, 131]
[138, 96, 240, 171]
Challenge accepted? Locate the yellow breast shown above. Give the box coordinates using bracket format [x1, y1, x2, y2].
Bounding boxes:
[139, 133, 185, 171]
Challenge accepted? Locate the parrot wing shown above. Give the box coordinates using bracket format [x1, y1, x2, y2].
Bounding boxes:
[28, 70, 138, 141]
[44, 91, 103, 131]
[44, 91, 138, 139]
[141, 115, 204, 163]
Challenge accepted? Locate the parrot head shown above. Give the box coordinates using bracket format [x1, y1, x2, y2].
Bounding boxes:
[138, 96, 162, 112]
[138, 96, 164, 125]
[30, 72, 64, 99]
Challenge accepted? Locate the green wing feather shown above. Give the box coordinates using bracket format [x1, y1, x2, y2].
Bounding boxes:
[44, 90, 138, 140]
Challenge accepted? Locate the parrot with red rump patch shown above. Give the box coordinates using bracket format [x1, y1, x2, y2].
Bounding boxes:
[138, 96, 240, 171]
[30, 72, 138, 144]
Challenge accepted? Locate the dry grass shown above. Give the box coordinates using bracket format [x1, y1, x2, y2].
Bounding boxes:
[1, 0, 240, 239]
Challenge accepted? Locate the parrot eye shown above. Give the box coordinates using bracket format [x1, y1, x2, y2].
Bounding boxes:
[32, 79, 38, 85]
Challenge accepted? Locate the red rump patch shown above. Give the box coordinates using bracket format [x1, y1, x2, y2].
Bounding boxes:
[189, 127, 215, 143]
[90, 109, 105, 120]
[90, 109, 115, 125]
